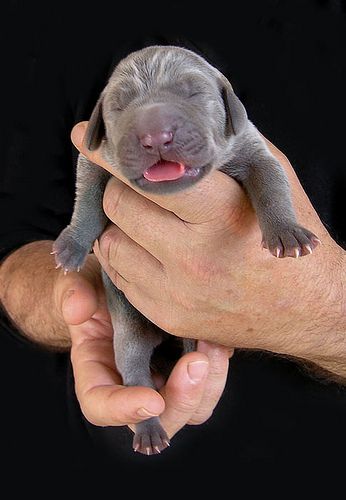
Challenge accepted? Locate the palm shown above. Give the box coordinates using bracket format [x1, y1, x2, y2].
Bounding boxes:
[69, 283, 125, 397]
[62, 266, 230, 440]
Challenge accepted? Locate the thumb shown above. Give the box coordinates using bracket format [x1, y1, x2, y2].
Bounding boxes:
[158, 352, 210, 438]
[56, 274, 99, 326]
[71, 121, 246, 225]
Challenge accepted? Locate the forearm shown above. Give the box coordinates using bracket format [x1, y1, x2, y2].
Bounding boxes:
[258, 246, 346, 382]
[0, 241, 70, 349]
[299, 250, 346, 381]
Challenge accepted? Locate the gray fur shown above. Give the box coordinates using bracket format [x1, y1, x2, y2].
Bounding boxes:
[53, 45, 319, 455]
[53, 155, 110, 271]
[101, 270, 170, 452]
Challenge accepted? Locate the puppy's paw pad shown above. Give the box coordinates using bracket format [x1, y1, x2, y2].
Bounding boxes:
[52, 228, 89, 272]
[262, 225, 320, 259]
[133, 417, 170, 456]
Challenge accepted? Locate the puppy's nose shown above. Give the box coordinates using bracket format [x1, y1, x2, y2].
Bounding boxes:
[140, 130, 174, 150]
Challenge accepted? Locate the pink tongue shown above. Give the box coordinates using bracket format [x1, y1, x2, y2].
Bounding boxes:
[143, 161, 186, 182]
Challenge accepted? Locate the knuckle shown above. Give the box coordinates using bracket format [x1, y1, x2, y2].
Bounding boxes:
[188, 409, 213, 426]
[79, 401, 101, 426]
[176, 398, 199, 415]
[180, 250, 220, 287]
[98, 228, 121, 261]
[106, 267, 129, 294]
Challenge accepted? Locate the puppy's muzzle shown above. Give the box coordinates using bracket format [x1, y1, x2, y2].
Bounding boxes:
[135, 103, 177, 155]
[116, 101, 214, 192]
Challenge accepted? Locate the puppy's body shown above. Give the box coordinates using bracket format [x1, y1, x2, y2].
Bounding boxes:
[53, 45, 319, 455]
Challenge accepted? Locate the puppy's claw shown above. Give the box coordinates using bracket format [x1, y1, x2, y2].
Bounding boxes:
[304, 244, 312, 255]
[55, 263, 62, 269]
[294, 248, 300, 258]
[312, 237, 322, 246]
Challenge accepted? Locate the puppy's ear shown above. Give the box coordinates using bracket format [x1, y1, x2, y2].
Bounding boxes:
[219, 77, 248, 136]
[84, 96, 105, 151]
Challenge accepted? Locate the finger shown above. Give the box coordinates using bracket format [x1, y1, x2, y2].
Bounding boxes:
[102, 178, 191, 261]
[158, 351, 209, 438]
[55, 265, 103, 326]
[71, 121, 247, 225]
[102, 175, 253, 263]
[93, 226, 170, 317]
[70, 324, 165, 426]
[187, 341, 232, 425]
[93, 224, 165, 286]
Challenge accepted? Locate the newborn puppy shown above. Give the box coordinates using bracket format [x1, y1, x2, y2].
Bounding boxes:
[53, 45, 320, 455]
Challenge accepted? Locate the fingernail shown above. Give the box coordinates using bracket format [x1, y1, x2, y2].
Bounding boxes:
[187, 360, 209, 383]
[137, 407, 159, 418]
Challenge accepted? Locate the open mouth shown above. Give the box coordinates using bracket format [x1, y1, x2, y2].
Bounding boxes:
[133, 160, 209, 192]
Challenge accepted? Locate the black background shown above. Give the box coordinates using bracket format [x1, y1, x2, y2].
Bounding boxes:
[1, 0, 345, 491]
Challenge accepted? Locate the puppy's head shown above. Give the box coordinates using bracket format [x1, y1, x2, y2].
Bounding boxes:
[84, 45, 247, 193]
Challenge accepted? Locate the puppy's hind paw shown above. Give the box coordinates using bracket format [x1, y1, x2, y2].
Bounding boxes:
[133, 417, 170, 456]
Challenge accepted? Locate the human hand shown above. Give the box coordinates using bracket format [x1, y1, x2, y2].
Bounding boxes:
[70, 122, 345, 378]
[54, 255, 231, 438]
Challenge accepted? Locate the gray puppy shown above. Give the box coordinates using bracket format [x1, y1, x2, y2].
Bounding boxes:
[53, 45, 319, 455]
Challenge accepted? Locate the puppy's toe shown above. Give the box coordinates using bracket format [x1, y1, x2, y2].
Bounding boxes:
[133, 417, 170, 456]
[263, 225, 320, 259]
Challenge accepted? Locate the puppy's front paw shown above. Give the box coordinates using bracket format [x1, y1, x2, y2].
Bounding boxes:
[262, 224, 321, 258]
[52, 227, 89, 272]
[133, 417, 170, 455]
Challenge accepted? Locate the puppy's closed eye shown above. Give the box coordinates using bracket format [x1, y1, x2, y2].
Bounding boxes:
[188, 91, 204, 98]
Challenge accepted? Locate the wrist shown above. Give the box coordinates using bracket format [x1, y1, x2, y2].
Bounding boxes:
[279, 244, 346, 380]
[0, 241, 68, 348]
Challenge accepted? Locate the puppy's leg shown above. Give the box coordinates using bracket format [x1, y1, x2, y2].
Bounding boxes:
[183, 339, 197, 353]
[224, 134, 320, 258]
[102, 270, 170, 455]
[53, 154, 110, 271]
